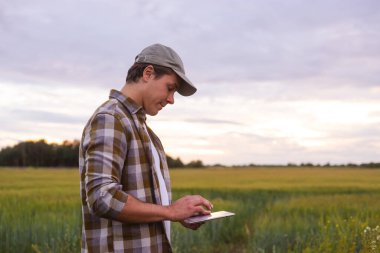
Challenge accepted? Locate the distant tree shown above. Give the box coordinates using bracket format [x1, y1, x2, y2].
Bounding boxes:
[166, 155, 184, 168]
[186, 160, 204, 168]
[212, 163, 225, 168]
[0, 146, 18, 166]
[0, 140, 209, 169]
[54, 140, 80, 167]
[360, 162, 380, 168]
[0, 140, 52, 166]
[0, 139, 79, 167]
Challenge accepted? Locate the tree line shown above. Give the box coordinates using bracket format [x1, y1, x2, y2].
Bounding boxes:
[0, 140, 204, 168]
[0, 140, 80, 167]
[0, 139, 378, 168]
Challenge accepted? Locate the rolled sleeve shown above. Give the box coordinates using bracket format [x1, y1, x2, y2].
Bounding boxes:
[84, 112, 129, 219]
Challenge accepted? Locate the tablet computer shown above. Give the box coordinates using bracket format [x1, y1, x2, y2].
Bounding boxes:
[184, 211, 235, 224]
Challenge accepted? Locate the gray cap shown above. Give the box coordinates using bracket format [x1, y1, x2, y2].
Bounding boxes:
[135, 43, 197, 96]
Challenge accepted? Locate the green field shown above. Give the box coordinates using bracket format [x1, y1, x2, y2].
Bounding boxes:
[1, 167, 380, 253]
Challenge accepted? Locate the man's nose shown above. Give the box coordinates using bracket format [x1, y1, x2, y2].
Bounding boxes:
[167, 93, 175, 104]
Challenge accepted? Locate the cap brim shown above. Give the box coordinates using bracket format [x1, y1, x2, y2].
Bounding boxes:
[174, 70, 197, 96]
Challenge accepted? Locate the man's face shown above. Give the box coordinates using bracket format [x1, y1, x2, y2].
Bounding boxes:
[143, 73, 179, 116]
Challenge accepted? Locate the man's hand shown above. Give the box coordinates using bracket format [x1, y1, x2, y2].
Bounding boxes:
[115, 194, 212, 229]
[168, 195, 213, 222]
[179, 220, 204, 230]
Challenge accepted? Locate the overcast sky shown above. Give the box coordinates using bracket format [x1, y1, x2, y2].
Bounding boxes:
[1, 0, 379, 165]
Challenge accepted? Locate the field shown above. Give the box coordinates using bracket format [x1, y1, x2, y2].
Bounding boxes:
[1, 167, 380, 253]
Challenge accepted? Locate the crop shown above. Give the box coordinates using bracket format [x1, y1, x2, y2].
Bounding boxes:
[0, 167, 379, 252]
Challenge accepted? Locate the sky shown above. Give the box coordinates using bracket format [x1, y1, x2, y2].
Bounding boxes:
[1, 0, 380, 165]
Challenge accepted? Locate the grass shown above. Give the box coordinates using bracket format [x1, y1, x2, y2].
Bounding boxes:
[0, 167, 380, 252]
[0, 168, 81, 253]
[170, 167, 380, 190]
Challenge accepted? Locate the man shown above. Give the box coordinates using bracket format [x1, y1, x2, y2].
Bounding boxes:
[79, 43, 213, 253]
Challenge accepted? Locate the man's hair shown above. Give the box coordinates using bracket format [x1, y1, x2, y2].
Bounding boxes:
[126, 63, 175, 83]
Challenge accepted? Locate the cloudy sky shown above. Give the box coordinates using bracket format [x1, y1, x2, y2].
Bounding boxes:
[1, 0, 379, 165]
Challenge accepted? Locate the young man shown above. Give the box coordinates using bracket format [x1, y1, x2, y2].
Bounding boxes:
[79, 44, 213, 253]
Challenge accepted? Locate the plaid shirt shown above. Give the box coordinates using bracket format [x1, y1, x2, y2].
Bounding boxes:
[79, 89, 172, 253]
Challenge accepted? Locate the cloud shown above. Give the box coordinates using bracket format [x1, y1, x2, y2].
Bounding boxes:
[183, 118, 242, 126]
[1, 0, 380, 91]
[11, 109, 84, 124]
[1, 0, 380, 164]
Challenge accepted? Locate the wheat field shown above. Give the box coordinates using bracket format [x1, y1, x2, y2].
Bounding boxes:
[0, 167, 379, 252]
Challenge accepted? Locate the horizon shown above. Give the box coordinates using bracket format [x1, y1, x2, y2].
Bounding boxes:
[1, 138, 379, 167]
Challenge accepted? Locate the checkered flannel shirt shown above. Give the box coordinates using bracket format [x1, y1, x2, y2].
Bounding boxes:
[79, 89, 172, 253]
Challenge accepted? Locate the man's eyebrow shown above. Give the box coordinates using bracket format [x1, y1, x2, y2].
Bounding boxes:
[170, 82, 179, 90]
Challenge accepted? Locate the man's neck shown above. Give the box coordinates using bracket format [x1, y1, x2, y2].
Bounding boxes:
[120, 82, 144, 106]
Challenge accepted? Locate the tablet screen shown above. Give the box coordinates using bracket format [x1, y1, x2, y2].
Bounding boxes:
[184, 211, 235, 224]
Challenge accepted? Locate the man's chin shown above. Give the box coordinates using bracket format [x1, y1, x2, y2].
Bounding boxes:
[146, 110, 159, 116]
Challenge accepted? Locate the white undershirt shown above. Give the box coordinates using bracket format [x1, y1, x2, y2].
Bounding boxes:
[144, 126, 170, 242]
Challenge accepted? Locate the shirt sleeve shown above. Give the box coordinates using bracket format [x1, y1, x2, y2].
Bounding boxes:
[83, 112, 129, 219]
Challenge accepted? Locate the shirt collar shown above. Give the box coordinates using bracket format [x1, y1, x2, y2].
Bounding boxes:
[109, 89, 146, 121]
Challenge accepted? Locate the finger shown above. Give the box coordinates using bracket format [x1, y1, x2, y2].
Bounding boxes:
[193, 196, 213, 210]
[188, 223, 201, 230]
[194, 222, 205, 229]
[180, 221, 197, 230]
[195, 206, 211, 215]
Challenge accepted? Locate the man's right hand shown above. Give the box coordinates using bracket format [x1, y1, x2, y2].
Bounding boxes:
[168, 195, 213, 221]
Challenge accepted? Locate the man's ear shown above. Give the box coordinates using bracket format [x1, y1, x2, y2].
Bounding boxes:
[142, 65, 155, 82]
